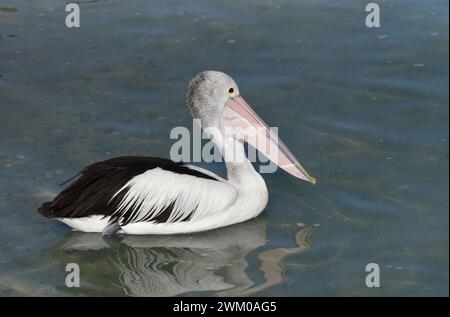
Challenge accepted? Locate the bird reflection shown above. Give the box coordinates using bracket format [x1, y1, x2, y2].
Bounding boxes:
[50, 217, 314, 296]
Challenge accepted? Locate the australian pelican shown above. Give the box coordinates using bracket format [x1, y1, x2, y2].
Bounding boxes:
[38, 71, 315, 235]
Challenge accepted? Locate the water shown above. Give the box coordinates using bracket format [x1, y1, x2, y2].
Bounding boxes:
[0, 0, 448, 296]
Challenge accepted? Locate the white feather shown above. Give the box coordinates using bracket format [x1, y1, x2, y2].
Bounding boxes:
[111, 167, 237, 224]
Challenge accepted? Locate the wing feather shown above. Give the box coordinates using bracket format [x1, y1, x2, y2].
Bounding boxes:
[111, 168, 237, 226]
[37, 156, 227, 223]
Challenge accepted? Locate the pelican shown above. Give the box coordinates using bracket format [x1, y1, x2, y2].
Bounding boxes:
[38, 71, 315, 236]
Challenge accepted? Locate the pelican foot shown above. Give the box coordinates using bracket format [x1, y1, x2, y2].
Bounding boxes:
[102, 222, 121, 238]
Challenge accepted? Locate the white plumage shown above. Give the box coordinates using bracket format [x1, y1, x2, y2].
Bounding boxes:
[60, 161, 268, 235]
[112, 167, 237, 224]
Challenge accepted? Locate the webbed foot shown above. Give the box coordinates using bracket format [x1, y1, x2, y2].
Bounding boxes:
[102, 222, 121, 238]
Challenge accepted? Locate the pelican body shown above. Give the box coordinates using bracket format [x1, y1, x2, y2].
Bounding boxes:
[38, 71, 315, 235]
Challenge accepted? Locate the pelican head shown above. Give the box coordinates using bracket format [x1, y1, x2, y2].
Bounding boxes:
[187, 71, 239, 128]
[186, 70, 316, 184]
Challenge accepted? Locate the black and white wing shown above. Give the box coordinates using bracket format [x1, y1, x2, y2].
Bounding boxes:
[38, 156, 237, 226]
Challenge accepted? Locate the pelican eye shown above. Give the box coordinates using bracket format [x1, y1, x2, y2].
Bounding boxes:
[228, 87, 234, 94]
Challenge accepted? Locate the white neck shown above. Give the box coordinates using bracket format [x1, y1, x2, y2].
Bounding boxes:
[208, 129, 269, 220]
[206, 129, 264, 188]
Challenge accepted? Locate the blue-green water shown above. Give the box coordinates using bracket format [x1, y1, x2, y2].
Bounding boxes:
[0, 0, 448, 296]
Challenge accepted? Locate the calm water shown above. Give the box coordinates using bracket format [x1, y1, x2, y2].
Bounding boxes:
[0, 0, 448, 296]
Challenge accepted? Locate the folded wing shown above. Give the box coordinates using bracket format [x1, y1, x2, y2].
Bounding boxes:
[110, 167, 237, 225]
[38, 156, 237, 226]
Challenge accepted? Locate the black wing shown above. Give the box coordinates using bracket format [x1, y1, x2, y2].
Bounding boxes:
[38, 156, 218, 223]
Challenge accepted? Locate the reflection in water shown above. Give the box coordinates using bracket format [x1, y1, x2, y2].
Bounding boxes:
[50, 217, 314, 296]
[219, 225, 314, 297]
